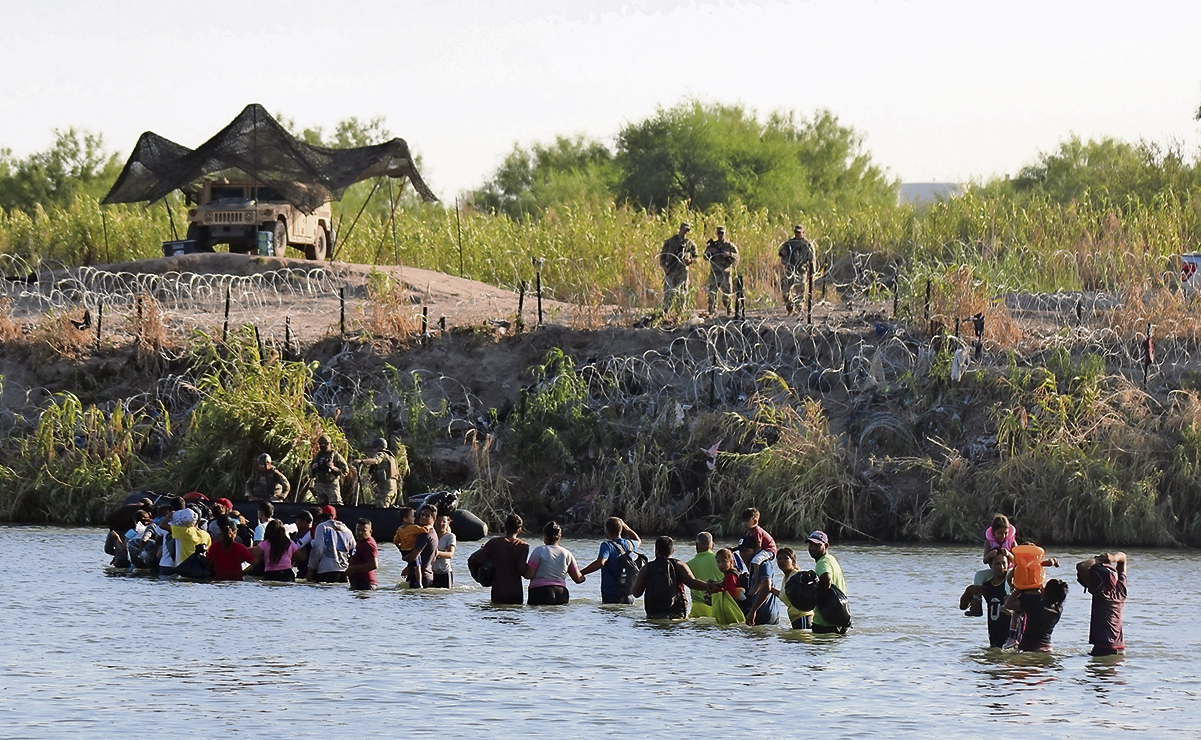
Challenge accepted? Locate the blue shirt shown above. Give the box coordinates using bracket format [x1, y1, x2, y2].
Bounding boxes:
[598, 538, 637, 598]
[748, 558, 781, 625]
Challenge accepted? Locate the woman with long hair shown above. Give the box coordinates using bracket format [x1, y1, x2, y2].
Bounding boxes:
[254, 519, 298, 582]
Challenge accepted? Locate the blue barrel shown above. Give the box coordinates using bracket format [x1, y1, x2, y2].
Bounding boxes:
[257, 231, 274, 256]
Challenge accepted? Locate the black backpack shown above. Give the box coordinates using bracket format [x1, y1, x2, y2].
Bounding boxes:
[815, 585, 852, 631]
[469, 554, 495, 587]
[784, 569, 820, 612]
[608, 540, 648, 598]
[176, 543, 213, 580]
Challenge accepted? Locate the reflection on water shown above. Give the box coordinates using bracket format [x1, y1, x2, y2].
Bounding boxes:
[0, 527, 1199, 738]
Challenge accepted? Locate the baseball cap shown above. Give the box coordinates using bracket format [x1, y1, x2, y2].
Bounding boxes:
[214, 497, 234, 511]
[807, 530, 829, 545]
[321, 504, 337, 519]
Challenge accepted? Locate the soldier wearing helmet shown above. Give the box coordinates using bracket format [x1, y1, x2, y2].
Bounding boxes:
[244, 451, 291, 502]
[779, 224, 816, 316]
[352, 437, 409, 508]
[308, 434, 349, 505]
[703, 226, 739, 316]
[659, 222, 698, 315]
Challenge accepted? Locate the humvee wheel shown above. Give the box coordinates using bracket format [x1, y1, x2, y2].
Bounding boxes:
[306, 227, 328, 261]
[272, 221, 288, 257]
[185, 223, 213, 252]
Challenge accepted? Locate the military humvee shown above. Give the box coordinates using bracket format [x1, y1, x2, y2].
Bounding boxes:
[185, 179, 332, 260]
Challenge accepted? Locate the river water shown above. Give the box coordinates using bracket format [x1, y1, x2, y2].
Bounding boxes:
[0, 526, 1197, 738]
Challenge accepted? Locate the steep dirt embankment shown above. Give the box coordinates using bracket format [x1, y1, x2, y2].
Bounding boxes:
[5, 253, 1197, 546]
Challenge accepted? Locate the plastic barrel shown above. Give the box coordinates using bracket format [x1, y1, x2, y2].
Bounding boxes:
[451, 509, 488, 541]
[1012, 544, 1045, 590]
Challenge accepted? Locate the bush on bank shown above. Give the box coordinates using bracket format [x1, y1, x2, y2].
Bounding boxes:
[1, 326, 1200, 546]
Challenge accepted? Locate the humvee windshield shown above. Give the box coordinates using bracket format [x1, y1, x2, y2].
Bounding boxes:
[210, 186, 247, 202]
[208, 184, 288, 205]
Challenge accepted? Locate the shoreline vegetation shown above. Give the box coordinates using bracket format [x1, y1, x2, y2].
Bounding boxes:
[3, 111, 1201, 547]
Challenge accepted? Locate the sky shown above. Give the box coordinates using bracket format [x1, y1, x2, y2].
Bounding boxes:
[2, 0, 1200, 202]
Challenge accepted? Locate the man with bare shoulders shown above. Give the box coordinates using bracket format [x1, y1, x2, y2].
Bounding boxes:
[1077, 551, 1127, 656]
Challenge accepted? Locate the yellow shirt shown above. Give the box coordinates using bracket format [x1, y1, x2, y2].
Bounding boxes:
[392, 524, 430, 552]
[170, 525, 212, 562]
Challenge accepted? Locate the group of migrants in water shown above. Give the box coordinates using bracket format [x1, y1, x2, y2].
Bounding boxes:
[104, 493, 1127, 652]
[958, 515, 1128, 656]
[105, 500, 851, 633]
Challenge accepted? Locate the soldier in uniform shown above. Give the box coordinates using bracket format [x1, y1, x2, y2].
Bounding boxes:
[308, 434, 349, 505]
[244, 452, 291, 502]
[704, 226, 740, 316]
[779, 224, 815, 315]
[352, 437, 409, 508]
[659, 222, 698, 313]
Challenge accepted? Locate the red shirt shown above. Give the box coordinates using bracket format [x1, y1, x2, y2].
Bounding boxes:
[209, 540, 254, 581]
[348, 537, 379, 589]
[739, 525, 777, 556]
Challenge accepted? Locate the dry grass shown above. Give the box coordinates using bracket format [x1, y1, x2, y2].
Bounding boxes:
[459, 431, 516, 529]
[29, 311, 90, 365]
[0, 299, 22, 342]
[127, 292, 168, 361]
[1108, 284, 1196, 341]
[361, 274, 422, 339]
[928, 264, 1025, 350]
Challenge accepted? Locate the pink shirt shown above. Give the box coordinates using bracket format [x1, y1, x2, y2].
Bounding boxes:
[260, 540, 298, 571]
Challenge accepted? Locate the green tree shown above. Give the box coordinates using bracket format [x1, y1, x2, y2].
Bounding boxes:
[614, 101, 897, 213]
[0, 128, 122, 213]
[475, 135, 618, 219]
[291, 114, 393, 149]
[1011, 135, 1199, 205]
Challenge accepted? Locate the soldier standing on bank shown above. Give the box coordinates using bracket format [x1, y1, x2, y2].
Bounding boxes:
[704, 226, 740, 316]
[308, 434, 349, 505]
[244, 452, 291, 502]
[659, 222, 698, 314]
[352, 437, 409, 508]
[779, 224, 816, 315]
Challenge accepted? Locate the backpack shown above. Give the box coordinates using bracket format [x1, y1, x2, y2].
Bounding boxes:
[176, 543, 213, 580]
[469, 554, 495, 587]
[814, 585, 852, 630]
[736, 571, 754, 614]
[784, 569, 820, 612]
[324, 524, 351, 570]
[372, 451, 399, 485]
[644, 558, 684, 616]
[609, 540, 648, 598]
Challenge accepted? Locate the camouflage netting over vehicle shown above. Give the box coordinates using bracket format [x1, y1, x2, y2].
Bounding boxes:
[103, 103, 437, 211]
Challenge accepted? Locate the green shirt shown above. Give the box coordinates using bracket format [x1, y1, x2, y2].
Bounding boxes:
[813, 552, 846, 627]
[686, 550, 723, 603]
